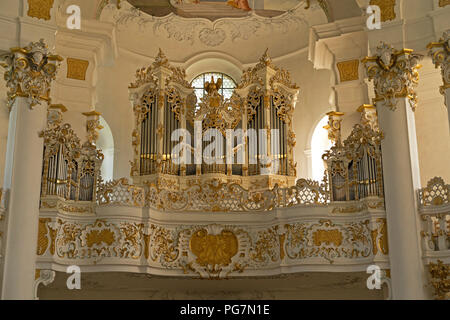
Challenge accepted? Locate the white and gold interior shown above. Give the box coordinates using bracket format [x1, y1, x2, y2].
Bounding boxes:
[0, 0, 448, 300]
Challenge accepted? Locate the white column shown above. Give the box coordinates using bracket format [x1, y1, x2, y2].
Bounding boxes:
[303, 149, 312, 179]
[363, 43, 429, 299]
[376, 98, 428, 299]
[1, 41, 62, 299]
[1, 98, 47, 299]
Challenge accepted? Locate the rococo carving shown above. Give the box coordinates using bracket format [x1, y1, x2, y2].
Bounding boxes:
[0, 39, 63, 109]
[428, 260, 450, 300]
[336, 60, 359, 82]
[362, 42, 422, 111]
[37, 217, 389, 279]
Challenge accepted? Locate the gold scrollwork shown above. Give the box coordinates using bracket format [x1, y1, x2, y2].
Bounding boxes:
[362, 42, 422, 111]
[1, 40, 63, 109]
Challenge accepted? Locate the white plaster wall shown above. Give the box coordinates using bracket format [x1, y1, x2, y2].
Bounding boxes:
[415, 59, 450, 185]
[94, 49, 150, 179]
[279, 53, 334, 180]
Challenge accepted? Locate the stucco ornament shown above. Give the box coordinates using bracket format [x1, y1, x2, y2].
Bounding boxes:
[362, 42, 422, 111]
[109, 1, 314, 47]
[0, 39, 63, 109]
[198, 27, 227, 47]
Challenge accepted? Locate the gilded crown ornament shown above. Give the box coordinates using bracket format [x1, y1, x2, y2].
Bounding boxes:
[0, 39, 63, 110]
[362, 42, 422, 111]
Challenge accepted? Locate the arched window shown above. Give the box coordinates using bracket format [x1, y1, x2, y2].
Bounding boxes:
[191, 72, 236, 101]
[97, 116, 114, 182]
[311, 116, 332, 182]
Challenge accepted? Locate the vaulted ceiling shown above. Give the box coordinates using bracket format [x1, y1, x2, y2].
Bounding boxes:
[57, 0, 364, 63]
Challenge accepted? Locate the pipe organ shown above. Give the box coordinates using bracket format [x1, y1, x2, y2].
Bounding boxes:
[322, 107, 384, 202]
[129, 49, 299, 190]
[40, 105, 103, 203]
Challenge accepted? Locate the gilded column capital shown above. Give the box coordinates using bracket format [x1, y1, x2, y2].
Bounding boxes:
[427, 30, 450, 95]
[362, 42, 423, 111]
[82, 110, 103, 146]
[323, 111, 344, 146]
[0, 39, 63, 110]
[357, 104, 380, 132]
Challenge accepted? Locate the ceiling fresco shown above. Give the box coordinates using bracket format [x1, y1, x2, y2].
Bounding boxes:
[127, 0, 307, 20]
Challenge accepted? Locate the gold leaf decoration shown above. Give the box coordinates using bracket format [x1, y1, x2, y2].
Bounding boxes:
[66, 58, 89, 81]
[313, 229, 343, 247]
[337, 60, 359, 82]
[429, 260, 450, 300]
[370, 0, 396, 22]
[27, 0, 54, 20]
[190, 229, 238, 267]
[85, 228, 115, 247]
[37, 218, 51, 255]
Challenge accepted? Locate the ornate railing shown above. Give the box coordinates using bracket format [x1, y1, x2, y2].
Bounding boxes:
[418, 177, 449, 207]
[418, 177, 450, 254]
[97, 178, 145, 207]
[96, 177, 330, 212]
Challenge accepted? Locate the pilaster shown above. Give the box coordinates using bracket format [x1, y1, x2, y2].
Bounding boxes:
[0, 39, 62, 299]
[363, 42, 429, 299]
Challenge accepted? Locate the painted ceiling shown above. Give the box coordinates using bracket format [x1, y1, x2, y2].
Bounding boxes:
[127, 0, 307, 20]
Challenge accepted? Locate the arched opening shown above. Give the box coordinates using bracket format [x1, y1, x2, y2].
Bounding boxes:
[311, 115, 332, 182]
[97, 116, 114, 182]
